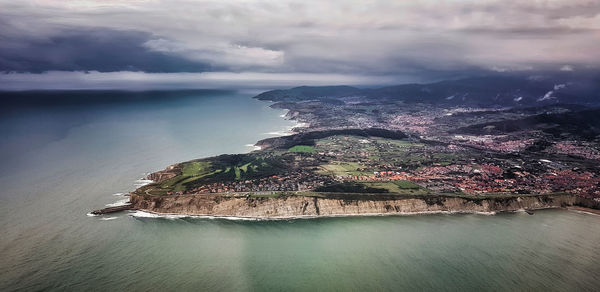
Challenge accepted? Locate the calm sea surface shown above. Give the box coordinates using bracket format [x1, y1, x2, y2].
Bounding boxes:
[0, 91, 599, 291]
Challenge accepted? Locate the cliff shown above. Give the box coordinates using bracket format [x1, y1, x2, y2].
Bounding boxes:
[146, 163, 181, 182]
[129, 193, 585, 218]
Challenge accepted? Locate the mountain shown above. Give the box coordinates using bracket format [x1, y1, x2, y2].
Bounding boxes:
[255, 85, 362, 102]
[454, 108, 600, 140]
[255, 74, 600, 107]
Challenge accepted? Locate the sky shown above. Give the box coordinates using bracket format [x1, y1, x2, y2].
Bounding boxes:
[0, 0, 599, 90]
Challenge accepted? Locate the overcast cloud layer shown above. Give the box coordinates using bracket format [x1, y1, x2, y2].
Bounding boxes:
[1, 0, 599, 89]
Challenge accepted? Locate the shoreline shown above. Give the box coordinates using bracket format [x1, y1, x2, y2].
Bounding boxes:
[116, 204, 600, 220]
[94, 200, 598, 220]
[114, 192, 587, 219]
[128, 207, 567, 221]
[567, 206, 600, 216]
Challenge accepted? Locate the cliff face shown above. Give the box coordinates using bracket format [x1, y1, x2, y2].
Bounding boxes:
[130, 193, 579, 218]
[146, 164, 180, 182]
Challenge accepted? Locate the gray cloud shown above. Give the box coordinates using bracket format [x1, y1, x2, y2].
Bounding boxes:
[0, 0, 599, 87]
[0, 27, 212, 72]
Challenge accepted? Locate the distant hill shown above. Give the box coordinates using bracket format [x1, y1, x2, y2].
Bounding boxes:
[255, 75, 600, 107]
[255, 85, 362, 102]
[454, 108, 600, 140]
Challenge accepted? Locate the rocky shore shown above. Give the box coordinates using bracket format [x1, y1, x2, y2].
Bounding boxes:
[123, 192, 596, 219]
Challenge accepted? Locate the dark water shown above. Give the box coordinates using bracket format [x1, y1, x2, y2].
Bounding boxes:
[1, 91, 599, 291]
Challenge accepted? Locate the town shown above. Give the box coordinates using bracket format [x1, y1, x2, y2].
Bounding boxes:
[136, 88, 600, 203]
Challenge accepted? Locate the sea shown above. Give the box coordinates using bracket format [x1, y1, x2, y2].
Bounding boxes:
[0, 90, 599, 291]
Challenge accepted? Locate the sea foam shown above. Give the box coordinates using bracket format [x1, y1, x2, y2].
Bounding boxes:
[128, 210, 260, 221]
[134, 179, 154, 188]
[245, 144, 262, 151]
[129, 210, 187, 219]
[105, 198, 130, 207]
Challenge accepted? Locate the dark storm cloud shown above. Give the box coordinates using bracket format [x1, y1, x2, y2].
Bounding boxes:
[0, 28, 212, 73]
[0, 0, 599, 89]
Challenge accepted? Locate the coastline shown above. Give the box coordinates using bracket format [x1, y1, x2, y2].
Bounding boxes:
[128, 209, 502, 220]
[127, 206, 600, 220]
[128, 204, 600, 220]
[567, 206, 600, 216]
[94, 94, 600, 218]
[121, 198, 600, 220]
[121, 192, 590, 219]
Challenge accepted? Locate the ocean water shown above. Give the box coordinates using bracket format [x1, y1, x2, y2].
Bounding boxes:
[1, 91, 599, 291]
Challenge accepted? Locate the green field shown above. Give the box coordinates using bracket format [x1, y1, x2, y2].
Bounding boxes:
[314, 180, 429, 194]
[288, 145, 316, 153]
[360, 181, 428, 194]
[182, 161, 212, 176]
[136, 154, 288, 196]
[318, 161, 370, 176]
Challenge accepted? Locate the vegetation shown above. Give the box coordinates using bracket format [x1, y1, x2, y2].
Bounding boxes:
[315, 182, 389, 193]
[318, 162, 369, 176]
[182, 161, 212, 177]
[288, 145, 315, 153]
[393, 180, 422, 189]
[354, 181, 428, 194]
[137, 133, 452, 196]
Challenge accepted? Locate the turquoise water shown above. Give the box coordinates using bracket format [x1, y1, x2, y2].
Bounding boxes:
[1, 91, 599, 291]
